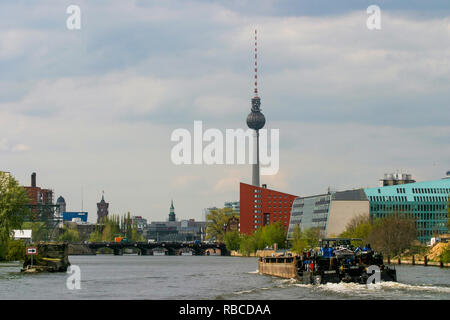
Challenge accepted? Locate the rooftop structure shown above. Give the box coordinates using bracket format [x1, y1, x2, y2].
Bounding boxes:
[379, 172, 415, 187]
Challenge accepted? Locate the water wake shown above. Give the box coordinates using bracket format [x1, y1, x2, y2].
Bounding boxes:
[292, 281, 450, 294]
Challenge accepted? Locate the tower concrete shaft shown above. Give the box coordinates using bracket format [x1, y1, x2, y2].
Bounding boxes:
[252, 130, 260, 187]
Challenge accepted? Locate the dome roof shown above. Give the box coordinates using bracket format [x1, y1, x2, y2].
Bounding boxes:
[56, 196, 65, 203]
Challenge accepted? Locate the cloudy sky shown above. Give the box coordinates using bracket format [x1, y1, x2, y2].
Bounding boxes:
[1, 0, 449, 222]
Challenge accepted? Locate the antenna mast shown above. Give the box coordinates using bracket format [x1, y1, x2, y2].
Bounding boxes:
[254, 29, 258, 97]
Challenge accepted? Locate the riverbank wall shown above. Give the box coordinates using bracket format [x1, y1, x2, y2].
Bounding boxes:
[384, 257, 449, 268]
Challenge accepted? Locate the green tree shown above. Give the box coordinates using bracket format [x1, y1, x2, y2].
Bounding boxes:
[0, 172, 30, 261]
[58, 227, 80, 242]
[5, 240, 26, 261]
[367, 213, 417, 256]
[440, 247, 450, 264]
[205, 207, 236, 241]
[262, 222, 287, 249]
[339, 214, 373, 243]
[89, 230, 102, 242]
[21, 222, 47, 242]
[239, 234, 257, 256]
[291, 224, 306, 254]
[224, 230, 240, 251]
[302, 227, 321, 249]
[125, 212, 132, 239]
[130, 226, 145, 242]
[238, 223, 288, 256]
[290, 225, 321, 253]
[447, 195, 450, 230]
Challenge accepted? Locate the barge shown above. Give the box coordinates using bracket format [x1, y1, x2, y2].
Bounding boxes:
[21, 242, 71, 273]
[258, 238, 397, 284]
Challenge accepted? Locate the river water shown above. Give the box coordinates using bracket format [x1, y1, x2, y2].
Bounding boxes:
[0, 255, 449, 299]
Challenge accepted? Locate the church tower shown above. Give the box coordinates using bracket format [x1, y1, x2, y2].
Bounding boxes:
[97, 191, 109, 223]
[168, 200, 176, 222]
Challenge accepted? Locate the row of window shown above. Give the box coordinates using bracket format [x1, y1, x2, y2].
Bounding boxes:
[372, 212, 447, 221]
[370, 195, 407, 202]
[412, 187, 450, 195]
[254, 209, 289, 214]
[370, 195, 449, 203]
[370, 204, 447, 212]
[414, 196, 448, 202]
[253, 189, 291, 199]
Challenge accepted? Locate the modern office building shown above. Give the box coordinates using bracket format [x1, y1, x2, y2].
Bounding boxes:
[203, 202, 239, 221]
[364, 177, 450, 243]
[202, 207, 218, 221]
[224, 201, 240, 215]
[287, 189, 369, 239]
[240, 182, 298, 234]
[287, 174, 450, 243]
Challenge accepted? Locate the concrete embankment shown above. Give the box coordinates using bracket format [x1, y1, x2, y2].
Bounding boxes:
[385, 242, 449, 268]
[384, 258, 449, 268]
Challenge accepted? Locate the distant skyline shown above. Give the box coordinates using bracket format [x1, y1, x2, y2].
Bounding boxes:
[1, 1, 449, 223]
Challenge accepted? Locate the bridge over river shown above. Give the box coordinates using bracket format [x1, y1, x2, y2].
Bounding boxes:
[85, 241, 229, 256]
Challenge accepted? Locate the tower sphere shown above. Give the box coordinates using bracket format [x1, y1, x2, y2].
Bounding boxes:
[247, 96, 266, 130]
[247, 110, 266, 130]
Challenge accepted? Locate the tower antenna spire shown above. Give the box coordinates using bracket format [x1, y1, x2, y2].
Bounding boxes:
[254, 29, 258, 97]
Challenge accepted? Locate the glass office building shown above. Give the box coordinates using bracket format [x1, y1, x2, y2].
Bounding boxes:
[287, 177, 450, 243]
[364, 178, 450, 243]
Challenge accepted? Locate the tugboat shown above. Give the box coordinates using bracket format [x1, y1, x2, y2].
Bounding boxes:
[258, 238, 396, 284]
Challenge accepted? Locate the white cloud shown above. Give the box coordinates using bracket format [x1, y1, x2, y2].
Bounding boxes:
[12, 144, 30, 152]
[1, 1, 449, 223]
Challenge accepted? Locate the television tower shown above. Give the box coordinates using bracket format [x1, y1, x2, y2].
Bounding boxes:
[246, 29, 266, 187]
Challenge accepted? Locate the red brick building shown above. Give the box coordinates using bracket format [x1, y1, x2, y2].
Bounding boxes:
[239, 182, 298, 235]
[24, 173, 54, 208]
